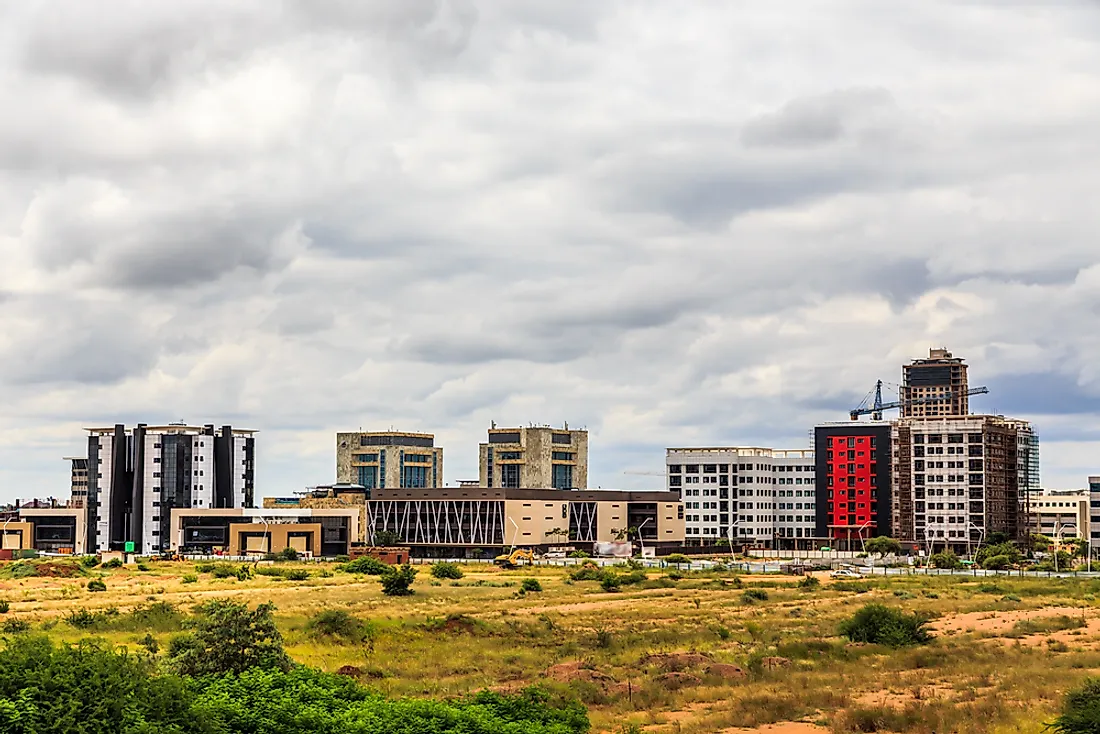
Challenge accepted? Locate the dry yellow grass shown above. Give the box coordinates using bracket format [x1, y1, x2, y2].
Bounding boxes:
[3, 560, 1099, 733]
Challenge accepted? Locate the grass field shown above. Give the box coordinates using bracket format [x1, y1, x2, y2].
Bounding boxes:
[2, 558, 1099, 733]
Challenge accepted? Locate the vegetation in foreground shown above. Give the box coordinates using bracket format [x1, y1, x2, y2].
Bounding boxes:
[0, 557, 1099, 732]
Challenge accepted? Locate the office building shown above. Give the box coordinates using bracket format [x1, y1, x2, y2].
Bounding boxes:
[890, 415, 1031, 551]
[1030, 490, 1088, 540]
[479, 425, 588, 489]
[85, 423, 256, 554]
[335, 432, 443, 491]
[666, 447, 818, 547]
[901, 348, 970, 418]
[66, 457, 90, 509]
[814, 423, 893, 548]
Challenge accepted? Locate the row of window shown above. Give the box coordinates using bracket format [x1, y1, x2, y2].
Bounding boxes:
[669, 463, 815, 473]
[913, 433, 984, 444]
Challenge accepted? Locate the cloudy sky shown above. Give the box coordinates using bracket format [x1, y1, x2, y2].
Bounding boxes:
[2, 0, 1100, 501]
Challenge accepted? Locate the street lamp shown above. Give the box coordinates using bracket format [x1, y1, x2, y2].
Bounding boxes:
[1054, 522, 1079, 573]
[966, 522, 985, 563]
[259, 515, 271, 558]
[636, 518, 652, 559]
[726, 523, 737, 566]
[856, 520, 872, 574]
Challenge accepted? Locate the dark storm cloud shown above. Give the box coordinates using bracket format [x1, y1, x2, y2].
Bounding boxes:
[3, 0, 1100, 496]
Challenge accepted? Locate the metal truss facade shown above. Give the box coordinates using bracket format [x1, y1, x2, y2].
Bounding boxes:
[569, 501, 597, 542]
[368, 500, 505, 546]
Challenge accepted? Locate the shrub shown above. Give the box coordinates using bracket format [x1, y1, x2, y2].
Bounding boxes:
[334, 554, 351, 563]
[65, 608, 104, 629]
[79, 556, 99, 569]
[599, 573, 623, 592]
[839, 603, 932, 647]
[136, 562, 151, 572]
[798, 575, 820, 590]
[342, 556, 392, 575]
[167, 599, 290, 676]
[981, 554, 1012, 571]
[568, 550, 590, 558]
[569, 563, 605, 582]
[87, 579, 107, 593]
[431, 562, 464, 580]
[521, 578, 543, 592]
[380, 565, 417, 596]
[664, 554, 691, 565]
[102, 558, 124, 569]
[276, 547, 299, 562]
[929, 550, 963, 570]
[0, 601, 9, 614]
[181, 574, 198, 584]
[742, 588, 769, 603]
[864, 536, 903, 556]
[306, 609, 372, 643]
[1, 618, 30, 634]
[209, 563, 240, 579]
[595, 629, 613, 648]
[1050, 677, 1100, 733]
[284, 569, 310, 582]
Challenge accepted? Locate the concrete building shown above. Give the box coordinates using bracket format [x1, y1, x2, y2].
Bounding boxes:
[85, 423, 256, 554]
[890, 415, 1032, 552]
[335, 432, 443, 491]
[479, 425, 588, 489]
[7, 503, 87, 555]
[901, 348, 970, 418]
[183, 487, 684, 557]
[814, 423, 893, 549]
[1031, 490, 1089, 540]
[666, 447, 818, 548]
[66, 457, 90, 509]
[263, 484, 369, 544]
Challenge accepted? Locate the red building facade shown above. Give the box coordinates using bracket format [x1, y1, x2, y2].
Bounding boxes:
[814, 423, 893, 548]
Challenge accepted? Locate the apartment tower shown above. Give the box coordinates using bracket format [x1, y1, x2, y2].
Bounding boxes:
[479, 425, 588, 489]
[901, 348, 970, 417]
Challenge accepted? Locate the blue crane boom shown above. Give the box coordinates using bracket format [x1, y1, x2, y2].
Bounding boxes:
[849, 380, 990, 420]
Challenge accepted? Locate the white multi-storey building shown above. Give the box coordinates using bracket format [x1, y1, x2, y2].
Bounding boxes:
[85, 423, 256, 554]
[666, 447, 816, 548]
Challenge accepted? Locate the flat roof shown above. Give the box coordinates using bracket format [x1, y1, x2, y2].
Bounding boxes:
[372, 487, 678, 502]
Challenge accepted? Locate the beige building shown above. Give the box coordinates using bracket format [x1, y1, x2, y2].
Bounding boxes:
[168, 506, 362, 556]
[1031, 490, 1089, 540]
[9, 506, 88, 554]
[65, 457, 89, 509]
[479, 425, 588, 489]
[336, 431, 443, 490]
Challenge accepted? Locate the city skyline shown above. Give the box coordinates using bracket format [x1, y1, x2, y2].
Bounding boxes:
[4, 2, 1100, 499]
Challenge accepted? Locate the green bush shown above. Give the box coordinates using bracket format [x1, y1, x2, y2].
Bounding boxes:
[664, 554, 691, 565]
[334, 554, 351, 563]
[742, 588, 769, 603]
[136, 562, 151, 572]
[79, 556, 99, 569]
[87, 579, 107, 593]
[102, 558, 124, 570]
[569, 563, 605, 582]
[929, 550, 963, 570]
[1, 618, 30, 634]
[568, 550, 590, 558]
[276, 547, 299, 562]
[430, 562, 465, 580]
[168, 599, 290, 676]
[1051, 677, 1100, 733]
[341, 556, 392, 575]
[0, 602, 9, 615]
[181, 574, 198, 584]
[208, 563, 240, 579]
[981, 555, 1012, 571]
[284, 569, 310, 582]
[977, 541, 1022, 568]
[798, 575, 820, 590]
[839, 603, 932, 647]
[521, 578, 543, 592]
[306, 609, 372, 643]
[600, 574, 622, 592]
[380, 565, 417, 596]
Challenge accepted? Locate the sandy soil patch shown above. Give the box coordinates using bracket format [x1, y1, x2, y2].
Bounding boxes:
[930, 606, 1087, 635]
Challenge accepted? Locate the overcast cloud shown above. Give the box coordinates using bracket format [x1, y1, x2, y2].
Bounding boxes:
[2, 0, 1100, 499]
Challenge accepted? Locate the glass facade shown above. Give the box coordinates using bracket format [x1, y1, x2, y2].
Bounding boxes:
[552, 464, 573, 490]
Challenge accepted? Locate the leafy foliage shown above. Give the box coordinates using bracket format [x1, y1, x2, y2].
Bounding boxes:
[839, 603, 932, 647]
[798, 575, 820, 590]
[373, 530, 401, 546]
[87, 579, 107, 593]
[864, 537, 903, 556]
[306, 610, 373, 644]
[1050, 677, 1100, 734]
[168, 600, 290, 676]
[976, 542, 1022, 568]
[521, 578, 543, 592]
[664, 554, 691, 565]
[431, 562, 465, 580]
[379, 565, 418, 596]
[929, 550, 962, 570]
[341, 556, 392, 576]
[741, 589, 769, 603]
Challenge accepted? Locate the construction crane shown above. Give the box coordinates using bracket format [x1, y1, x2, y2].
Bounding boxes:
[849, 380, 990, 421]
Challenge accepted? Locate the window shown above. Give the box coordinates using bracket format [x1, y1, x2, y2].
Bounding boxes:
[669, 465, 682, 473]
[552, 464, 573, 490]
[552, 452, 575, 461]
[498, 451, 522, 460]
[501, 464, 521, 488]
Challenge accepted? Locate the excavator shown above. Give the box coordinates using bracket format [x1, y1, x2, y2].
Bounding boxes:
[494, 548, 535, 569]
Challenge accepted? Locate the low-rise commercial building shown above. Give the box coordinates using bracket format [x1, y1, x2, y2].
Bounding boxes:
[1032, 490, 1090, 540]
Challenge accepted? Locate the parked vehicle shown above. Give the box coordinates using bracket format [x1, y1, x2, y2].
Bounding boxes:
[830, 568, 864, 579]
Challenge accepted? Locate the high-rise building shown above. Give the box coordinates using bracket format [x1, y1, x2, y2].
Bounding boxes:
[66, 457, 89, 509]
[479, 426, 588, 489]
[85, 423, 256, 554]
[901, 348, 970, 417]
[335, 432, 443, 491]
[814, 423, 893, 548]
[890, 415, 1030, 550]
[666, 447, 817, 547]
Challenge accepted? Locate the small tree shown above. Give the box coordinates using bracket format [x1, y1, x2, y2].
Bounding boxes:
[380, 565, 417, 596]
[864, 537, 903, 557]
[1050, 677, 1100, 733]
[374, 530, 401, 547]
[839, 603, 932, 647]
[610, 528, 629, 541]
[167, 599, 290, 676]
[430, 562, 464, 580]
[930, 550, 962, 570]
[977, 542, 1021, 568]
